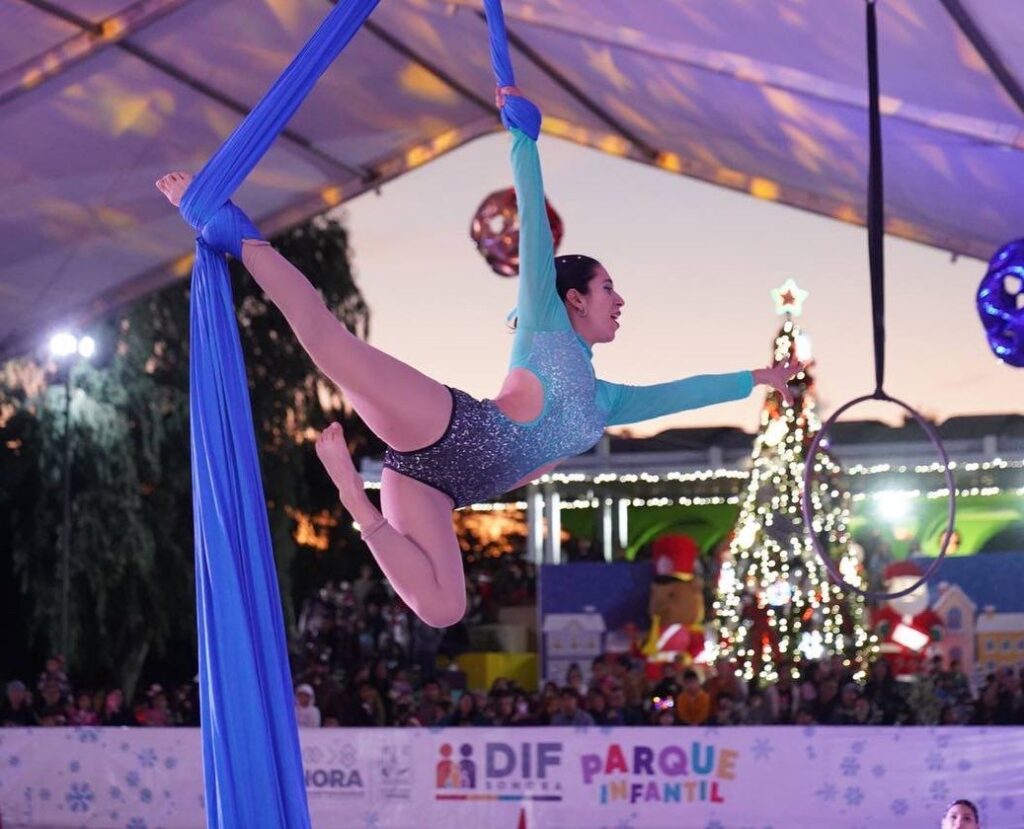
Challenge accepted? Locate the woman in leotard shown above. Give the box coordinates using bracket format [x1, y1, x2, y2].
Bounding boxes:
[156, 86, 802, 628]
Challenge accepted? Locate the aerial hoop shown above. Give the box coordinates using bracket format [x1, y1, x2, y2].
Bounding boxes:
[801, 392, 955, 601]
[801, 1, 955, 601]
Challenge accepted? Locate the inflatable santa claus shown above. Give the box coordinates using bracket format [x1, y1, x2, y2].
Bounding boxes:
[871, 560, 943, 678]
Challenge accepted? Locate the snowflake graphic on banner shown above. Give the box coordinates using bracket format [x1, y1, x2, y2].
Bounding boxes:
[844, 786, 864, 807]
[840, 756, 860, 777]
[65, 781, 94, 812]
[751, 738, 774, 760]
[891, 799, 909, 816]
[815, 783, 838, 802]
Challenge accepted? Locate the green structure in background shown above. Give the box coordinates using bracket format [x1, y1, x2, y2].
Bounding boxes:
[560, 492, 1024, 562]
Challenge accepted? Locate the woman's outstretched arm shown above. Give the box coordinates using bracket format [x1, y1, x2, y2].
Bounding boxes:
[596, 360, 804, 426]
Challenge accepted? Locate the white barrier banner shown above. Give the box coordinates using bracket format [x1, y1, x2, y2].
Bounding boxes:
[1, 726, 1023, 828]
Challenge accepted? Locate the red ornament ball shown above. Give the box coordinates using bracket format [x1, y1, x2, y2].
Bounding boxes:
[469, 187, 564, 277]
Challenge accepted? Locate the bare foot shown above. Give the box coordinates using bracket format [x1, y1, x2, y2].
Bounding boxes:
[155, 171, 193, 207]
[316, 423, 364, 496]
[316, 423, 381, 529]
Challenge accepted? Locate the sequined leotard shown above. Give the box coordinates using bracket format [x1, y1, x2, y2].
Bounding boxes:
[383, 129, 753, 507]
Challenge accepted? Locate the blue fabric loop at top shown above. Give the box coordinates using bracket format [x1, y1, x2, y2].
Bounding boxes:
[484, 0, 542, 140]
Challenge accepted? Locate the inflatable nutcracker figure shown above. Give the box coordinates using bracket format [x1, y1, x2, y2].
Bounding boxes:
[643, 535, 707, 677]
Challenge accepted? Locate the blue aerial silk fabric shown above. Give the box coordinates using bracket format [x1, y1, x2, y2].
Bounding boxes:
[483, 0, 541, 140]
[183, 2, 380, 827]
[182, 1, 528, 827]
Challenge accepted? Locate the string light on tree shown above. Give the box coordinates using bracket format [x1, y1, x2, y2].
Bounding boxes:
[712, 281, 875, 682]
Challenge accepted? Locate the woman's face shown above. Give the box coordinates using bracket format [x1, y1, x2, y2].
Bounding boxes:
[567, 266, 624, 345]
[942, 803, 978, 828]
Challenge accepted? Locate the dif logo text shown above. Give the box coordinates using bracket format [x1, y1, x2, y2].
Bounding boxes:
[435, 741, 563, 802]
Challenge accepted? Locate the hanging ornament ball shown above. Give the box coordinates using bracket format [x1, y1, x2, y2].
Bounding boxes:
[470, 187, 564, 277]
[977, 238, 1024, 367]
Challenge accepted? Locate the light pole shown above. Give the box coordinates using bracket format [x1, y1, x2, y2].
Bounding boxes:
[49, 332, 95, 661]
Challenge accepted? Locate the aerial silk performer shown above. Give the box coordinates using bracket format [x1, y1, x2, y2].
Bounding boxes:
[158, 7, 802, 637]
[158, 0, 802, 823]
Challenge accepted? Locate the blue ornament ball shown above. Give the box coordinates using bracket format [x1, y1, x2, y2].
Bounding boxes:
[977, 238, 1024, 367]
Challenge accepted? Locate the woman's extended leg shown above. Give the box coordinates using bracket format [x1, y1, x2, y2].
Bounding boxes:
[317, 422, 466, 627]
[156, 172, 452, 452]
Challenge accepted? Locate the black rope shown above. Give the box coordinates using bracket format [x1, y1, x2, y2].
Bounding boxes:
[866, 0, 887, 399]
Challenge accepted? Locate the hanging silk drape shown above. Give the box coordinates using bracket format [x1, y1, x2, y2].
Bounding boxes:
[183, 1, 534, 827]
[183, 3, 380, 828]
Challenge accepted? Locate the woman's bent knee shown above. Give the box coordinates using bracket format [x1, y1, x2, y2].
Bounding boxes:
[418, 593, 466, 629]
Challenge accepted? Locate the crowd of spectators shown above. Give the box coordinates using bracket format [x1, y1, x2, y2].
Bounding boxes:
[284, 648, 1024, 730]
[0, 655, 200, 728]
[5, 555, 1024, 730]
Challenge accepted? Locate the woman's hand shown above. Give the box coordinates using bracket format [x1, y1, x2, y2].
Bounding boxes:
[752, 360, 806, 406]
[495, 84, 522, 108]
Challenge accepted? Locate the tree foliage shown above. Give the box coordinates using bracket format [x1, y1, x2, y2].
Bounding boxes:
[0, 215, 376, 696]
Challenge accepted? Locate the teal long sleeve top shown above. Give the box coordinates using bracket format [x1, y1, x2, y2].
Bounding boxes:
[381, 128, 753, 507]
[506, 128, 753, 439]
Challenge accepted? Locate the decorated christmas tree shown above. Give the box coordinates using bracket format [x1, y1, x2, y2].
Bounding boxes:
[712, 280, 873, 682]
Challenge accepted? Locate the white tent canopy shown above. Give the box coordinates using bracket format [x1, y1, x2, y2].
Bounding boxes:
[2, 0, 1022, 357]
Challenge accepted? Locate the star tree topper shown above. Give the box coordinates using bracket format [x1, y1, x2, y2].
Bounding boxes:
[771, 278, 809, 317]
